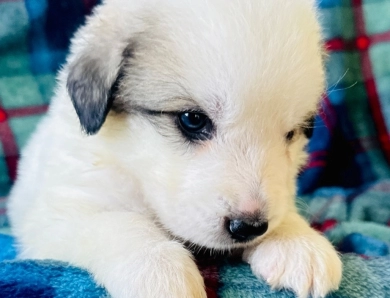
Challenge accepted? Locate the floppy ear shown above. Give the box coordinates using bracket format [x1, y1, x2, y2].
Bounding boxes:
[65, 7, 136, 135]
[66, 55, 122, 135]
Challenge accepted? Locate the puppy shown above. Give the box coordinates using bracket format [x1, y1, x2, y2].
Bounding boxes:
[7, 0, 342, 297]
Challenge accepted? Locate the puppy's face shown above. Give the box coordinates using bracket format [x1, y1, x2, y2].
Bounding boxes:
[67, 0, 324, 249]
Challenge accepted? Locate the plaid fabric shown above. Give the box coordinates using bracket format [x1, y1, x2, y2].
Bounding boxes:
[0, 0, 98, 225]
[1, 224, 390, 298]
[298, 0, 390, 193]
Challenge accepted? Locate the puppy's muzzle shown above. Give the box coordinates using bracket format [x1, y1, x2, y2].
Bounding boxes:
[225, 218, 268, 242]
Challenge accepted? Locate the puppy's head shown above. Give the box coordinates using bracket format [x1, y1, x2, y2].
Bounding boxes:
[67, 0, 324, 249]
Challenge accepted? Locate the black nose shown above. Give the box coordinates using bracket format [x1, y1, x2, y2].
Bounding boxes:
[226, 218, 268, 242]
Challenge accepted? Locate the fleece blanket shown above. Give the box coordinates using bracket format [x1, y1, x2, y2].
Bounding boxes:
[1, 0, 390, 297]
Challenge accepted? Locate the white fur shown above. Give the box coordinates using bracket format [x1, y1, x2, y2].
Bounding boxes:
[7, 0, 342, 297]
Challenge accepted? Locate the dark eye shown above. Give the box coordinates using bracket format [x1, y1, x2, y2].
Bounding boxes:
[285, 130, 295, 142]
[302, 116, 315, 138]
[177, 111, 213, 141]
[179, 112, 207, 132]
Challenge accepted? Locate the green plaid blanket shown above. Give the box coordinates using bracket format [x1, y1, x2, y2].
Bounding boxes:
[0, 0, 97, 226]
[298, 0, 390, 194]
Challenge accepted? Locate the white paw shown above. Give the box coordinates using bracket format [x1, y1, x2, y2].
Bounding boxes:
[101, 242, 207, 298]
[243, 232, 342, 298]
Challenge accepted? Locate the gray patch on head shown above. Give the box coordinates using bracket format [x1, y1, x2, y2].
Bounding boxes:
[66, 42, 136, 135]
[67, 59, 112, 135]
[110, 43, 139, 115]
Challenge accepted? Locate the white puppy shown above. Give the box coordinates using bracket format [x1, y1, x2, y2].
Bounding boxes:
[7, 0, 342, 297]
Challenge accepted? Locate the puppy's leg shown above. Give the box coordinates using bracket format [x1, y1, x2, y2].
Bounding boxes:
[18, 207, 206, 298]
[243, 212, 342, 298]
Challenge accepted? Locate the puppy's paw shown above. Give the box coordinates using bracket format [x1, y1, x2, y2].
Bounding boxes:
[106, 242, 206, 298]
[243, 231, 342, 298]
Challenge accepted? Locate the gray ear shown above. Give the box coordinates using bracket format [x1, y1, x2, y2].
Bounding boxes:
[66, 55, 122, 135]
[64, 1, 139, 135]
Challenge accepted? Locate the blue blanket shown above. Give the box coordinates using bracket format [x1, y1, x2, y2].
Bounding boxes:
[1, 232, 390, 298]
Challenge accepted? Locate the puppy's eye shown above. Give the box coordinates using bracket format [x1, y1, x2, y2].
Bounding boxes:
[302, 116, 315, 138]
[285, 130, 296, 142]
[179, 112, 207, 132]
[177, 111, 213, 141]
